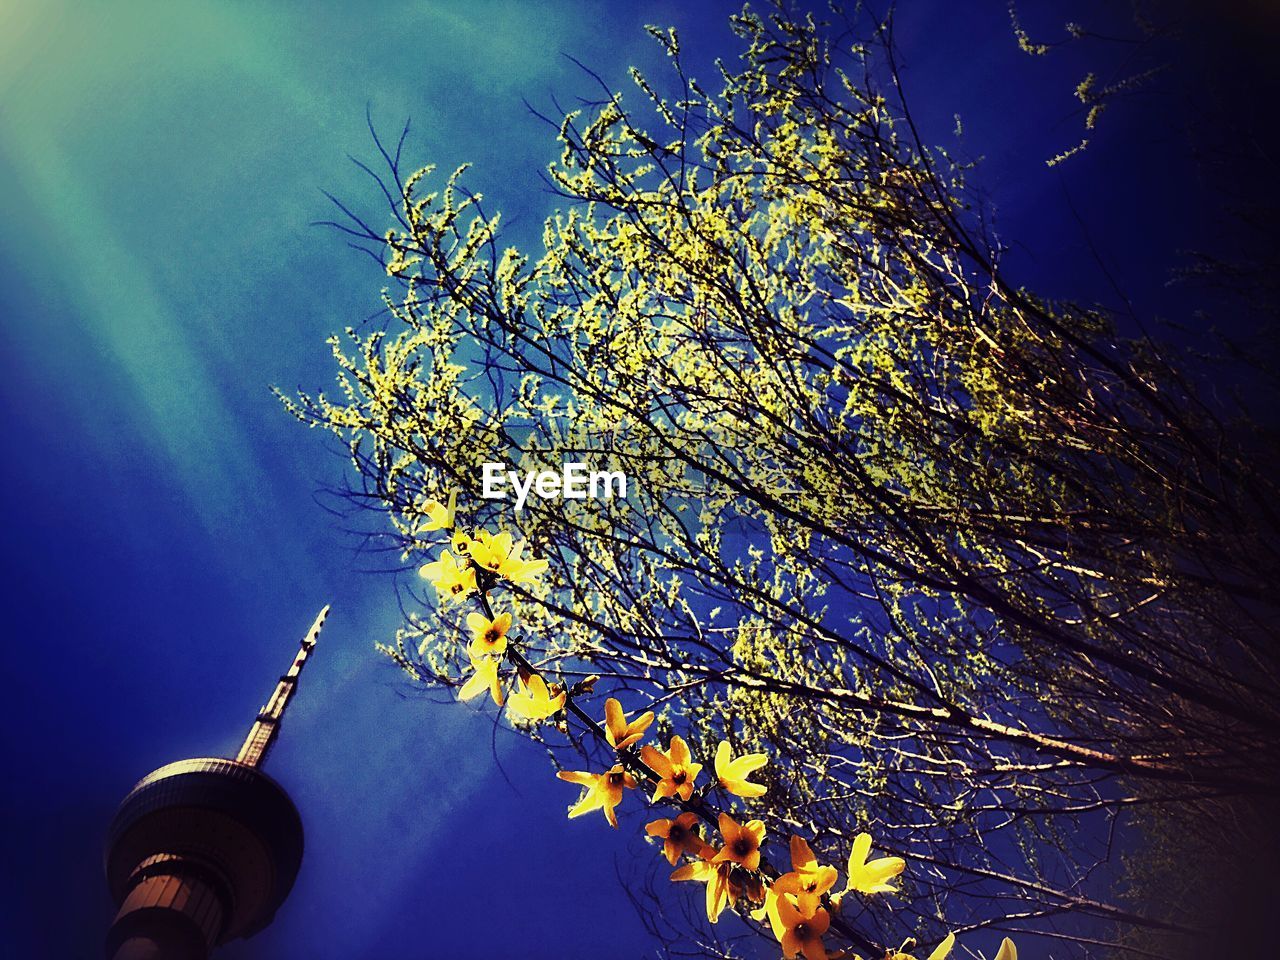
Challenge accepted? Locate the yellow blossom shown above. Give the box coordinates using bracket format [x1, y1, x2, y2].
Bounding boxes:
[497, 540, 549, 584]
[844, 831, 905, 895]
[466, 611, 511, 660]
[775, 888, 831, 960]
[711, 812, 766, 872]
[605, 697, 654, 750]
[422, 489, 457, 531]
[714, 739, 768, 798]
[887, 933, 955, 960]
[775, 835, 839, 916]
[468, 528, 516, 573]
[641, 734, 702, 801]
[418, 549, 476, 603]
[506, 673, 566, 722]
[925, 933, 956, 960]
[458, 656, 504, 707]
[750, 882, 783, 935]
[670, 857, 735, 923]
[467, 529, 549, 584]
[557, 764, 636, 827]
[995, 938, 1016, 960]
[645, 811, 710, 865]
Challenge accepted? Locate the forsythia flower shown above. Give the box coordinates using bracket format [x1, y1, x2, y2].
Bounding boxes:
[466, 611, 511, 660]
[714, 739, 768, 798]
[418, 550, 477, 603]
[749, 884, 803, 939]
[467, 528, 516, 573]
[775, 835, 839, 916]
[557, 764, 636, 827]
[930, 934, 957, 960]
[506, 674, 566, 722]
[712, 813, 766, 871]
[645, 811, 709, 865]
[751, 883, 783, 934]
[468, 529, 549, 584]
[888, 933, 956, 960]
[670, 857, 735, 923]
[605, 697, 654, 750]
[775, 890, 831, 960]
[641, 734, 702, 801]
[458, 655, 504, 707]
[422, 489, 457, 531]
[499, 542, 550, 584]
[844, 832, 905, 895]
[995, 938, 1017, 960]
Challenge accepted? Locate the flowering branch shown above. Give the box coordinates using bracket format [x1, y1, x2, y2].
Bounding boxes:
[418, 503, 1018, 960]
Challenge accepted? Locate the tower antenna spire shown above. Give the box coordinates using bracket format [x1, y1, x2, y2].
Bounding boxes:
[236, 603, 330, 768]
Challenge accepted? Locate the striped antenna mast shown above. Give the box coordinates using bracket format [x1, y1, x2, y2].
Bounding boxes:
[236, 604, 330, 768]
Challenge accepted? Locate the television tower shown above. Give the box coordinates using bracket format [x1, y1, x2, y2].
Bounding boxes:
[103, 605, 330, 960]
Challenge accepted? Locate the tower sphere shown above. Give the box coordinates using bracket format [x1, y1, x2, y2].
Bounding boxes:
[104, 758, 304, 958]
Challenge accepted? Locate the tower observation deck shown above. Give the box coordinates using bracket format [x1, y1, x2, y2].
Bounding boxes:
[103, 605, 329, 960]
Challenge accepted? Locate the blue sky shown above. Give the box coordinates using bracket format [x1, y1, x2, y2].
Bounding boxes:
[1, 2, 1269, 957]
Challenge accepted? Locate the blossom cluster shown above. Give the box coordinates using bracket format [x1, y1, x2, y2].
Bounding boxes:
[416, 499, 1019, 960]
[560, 719, 913, 960]
[417, 495, 559, 721]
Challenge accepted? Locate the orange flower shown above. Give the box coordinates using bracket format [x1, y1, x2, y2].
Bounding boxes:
[604, 697, 654, 750]
[774, 835, 839, 916]
[645, 812, 710, 865]
[711, 812, 766, 871]
[775, 890, 831, 960]
[641, 734, 702, 801]
[714, 739, 768, 798]
[751, 883, 784, 937]
[670, 858, 735, 923]
[466, 611, 511, 660]
[557, 764, 636, 827]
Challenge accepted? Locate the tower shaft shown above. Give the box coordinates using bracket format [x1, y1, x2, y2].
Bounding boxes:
[236, 604, 329, 767]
